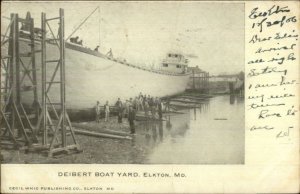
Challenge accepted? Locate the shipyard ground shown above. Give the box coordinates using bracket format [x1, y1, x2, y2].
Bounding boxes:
[1, 117, 149, 164]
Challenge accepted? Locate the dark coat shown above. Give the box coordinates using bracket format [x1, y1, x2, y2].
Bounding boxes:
[128, 109, 136, 121]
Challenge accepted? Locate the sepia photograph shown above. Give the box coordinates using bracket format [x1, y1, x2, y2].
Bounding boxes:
[1, 1, 245, 164]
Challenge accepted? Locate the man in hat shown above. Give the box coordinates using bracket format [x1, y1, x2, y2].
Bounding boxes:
[95, 101, 101, 123]
[104, 101, 110, 122]
[94, 45, 100, 52]
[115, 98, 123, 123]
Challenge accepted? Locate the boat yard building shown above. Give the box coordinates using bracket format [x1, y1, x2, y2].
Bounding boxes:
[186, 66, 209, 92]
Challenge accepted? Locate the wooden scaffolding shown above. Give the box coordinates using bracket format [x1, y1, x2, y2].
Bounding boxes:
[1, 13, 39, 149]
[1, 9, 81, 157]
[36, 8, 81, 156]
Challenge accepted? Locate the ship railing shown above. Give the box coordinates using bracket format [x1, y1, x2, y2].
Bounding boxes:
[104, 54, 189, 76]
[66, 42, 106, 58]
[17, 32, 189, 77]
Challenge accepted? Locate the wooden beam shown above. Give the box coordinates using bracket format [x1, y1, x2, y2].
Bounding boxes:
[72, 129, 132, 140]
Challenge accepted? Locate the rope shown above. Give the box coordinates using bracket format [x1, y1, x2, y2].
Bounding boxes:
[98, 7, 100, 46]
[66, 6, 99, 41]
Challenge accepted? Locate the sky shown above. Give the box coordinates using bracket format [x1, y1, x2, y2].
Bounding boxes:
[1, 1, 244, 75]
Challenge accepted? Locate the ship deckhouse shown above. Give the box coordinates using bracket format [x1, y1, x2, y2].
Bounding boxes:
[161, 53, 188, 74]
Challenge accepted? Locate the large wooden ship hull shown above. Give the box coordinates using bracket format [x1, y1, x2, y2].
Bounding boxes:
[16, 38, 190, 111]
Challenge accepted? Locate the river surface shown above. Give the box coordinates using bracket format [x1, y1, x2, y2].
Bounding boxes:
[134, 95, 245, 164]
[0, 95, 245, 164]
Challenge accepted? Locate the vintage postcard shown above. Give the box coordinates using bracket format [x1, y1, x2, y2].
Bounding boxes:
[0, 0, 299, 193]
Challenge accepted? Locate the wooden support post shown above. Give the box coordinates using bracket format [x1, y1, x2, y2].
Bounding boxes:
[41, 12, 47, 145]
[192, 70, 195, 90]
[204, 72, 206, 89]
[201, 72, 204, 90]
[59, 8, 66, 147]
[15, 14, 21, 105]
[207, 72, 209, 92]
[29, 17, 39, 117]
[10, 13, 16, 134]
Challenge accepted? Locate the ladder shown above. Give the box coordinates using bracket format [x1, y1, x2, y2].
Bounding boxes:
[36, 8, 81, 157]
[1, 13, 39, 149]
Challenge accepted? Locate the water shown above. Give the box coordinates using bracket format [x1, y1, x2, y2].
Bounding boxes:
[135, 95, 245, 164]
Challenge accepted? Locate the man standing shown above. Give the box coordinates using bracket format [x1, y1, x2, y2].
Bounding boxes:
[115, 98, 123, 123]
[165, 97, 170, 112]
[150, 97, 156, 119]
[134, 97, 139, 111]
[104, 101, 110, 122]
[144, 99, 149, 119]
[94, 45, 100, 51]
[95, 101, 101, 123]
[106, 48, 113, 58]
[124, 99, 129, 118]
[139, 96, 144, 111]
[128, 106, 136, 134]
[129, 98, 133, 106]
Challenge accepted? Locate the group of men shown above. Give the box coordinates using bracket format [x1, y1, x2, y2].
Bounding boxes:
[70, 36, 83, 45]
[94, 99, 136, 134]
[95, 101, 110, 123]
[94, 93, 164, 135]
[122, 93, 164, 120]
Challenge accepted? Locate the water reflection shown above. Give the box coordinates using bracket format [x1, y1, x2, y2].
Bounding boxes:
[229, 94, 244, 105]
[166, 116, 172, 130]
[158, 121, 163, 142]
[230, 94, 235, 104]
[151, 122, 157, 143]
[134, 95, 244, 164]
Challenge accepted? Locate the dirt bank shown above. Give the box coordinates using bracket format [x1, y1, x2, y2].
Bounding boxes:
[1, 116, 150, 164]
